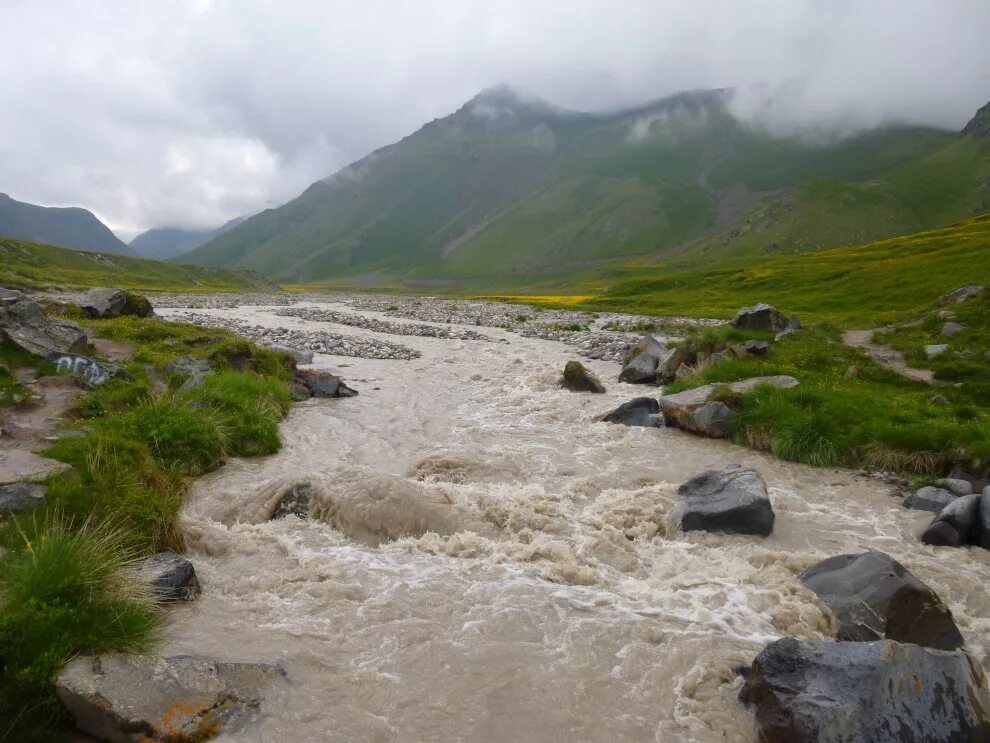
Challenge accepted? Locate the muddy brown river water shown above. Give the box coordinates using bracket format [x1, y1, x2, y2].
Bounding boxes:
[157, 300, 990, 743]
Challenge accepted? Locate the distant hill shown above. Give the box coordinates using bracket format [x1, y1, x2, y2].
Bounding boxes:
[0, 193, 135, 256]
[182, 87, 988, 289]
[0, 236, 280, 293]
[130, 216, 246, 260]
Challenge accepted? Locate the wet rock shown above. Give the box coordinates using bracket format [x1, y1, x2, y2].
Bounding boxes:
[921, 493, 981, 547]
[0, 481, 46, 512]
[48, 352, 122, 388]
[941, 321, 965, 338]
[924, 343, 948, 358]
[79, 287, 127, 319]
[945, 284, 984, 303]
[140, 552, 201, 602]
[658, 376, 798, 438]
[56, 654, 285, 742]
[267, 343, 314, 365]
[744, 340, 769, 357]
[296, 369, 358, 398]
[738, 637, 990, 743]
[929, 394, 950, 405]
[288, 379, 311, 402]
[676, 464, 774, 536]
[598, 397, 661, 427]
[935, 478, 973, 496]
[798, 551, 963, 649]
[655, 347, 685, 384]
[618, 335, 667, 384]
[690, 401, 736, 438]
[561, 360, 606, 393]
[0, 297, 88, 357]
[271, 481, 312, 519]
[904, 486, 957, 514]
[732, 303, 788, 332]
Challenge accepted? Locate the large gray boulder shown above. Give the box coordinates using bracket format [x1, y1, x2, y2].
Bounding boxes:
[79, 287, 127, 319]
[935, 477, 973, 496]
[904, 486, 957, 514]
[561, 360, 606, 393]
[598, 397, 662, 427]
[655, 347, 685, 384]
[798, 551, 963, 650]
[56, 654, 286, 742]
[921, 493, 981, 547]
[732, 303, 788, 332]
[618, 335, 668, 384]
[738, 638, 990, 743]
[675, 464, 774, 536]
[658, 375, 799, 438]
[140, 552, 201, 603]
[0, 481, 46, 512]
[0, 297, 87, 357]
[296, 369, 358, 398]
[941, 321, 965, 338]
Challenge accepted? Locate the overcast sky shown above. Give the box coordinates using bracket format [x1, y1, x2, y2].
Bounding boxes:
[1, 0, 988, 239]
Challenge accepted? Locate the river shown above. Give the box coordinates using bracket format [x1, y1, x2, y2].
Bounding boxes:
[156, 298, 990, 743]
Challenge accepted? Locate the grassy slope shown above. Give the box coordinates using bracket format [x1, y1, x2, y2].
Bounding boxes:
[184, 89, 958, 287]
[0, 237, 280, 292]
[576, 214, 990, 326]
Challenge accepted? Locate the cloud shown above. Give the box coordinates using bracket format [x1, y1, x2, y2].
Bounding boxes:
[0, 0, 987, 236]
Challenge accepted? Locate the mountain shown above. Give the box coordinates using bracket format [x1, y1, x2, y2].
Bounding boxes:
[0, 193, 135, 256]
[130, 216, 246, 260]
[183, 87, 987, 289]
[0, 235, 280, 292]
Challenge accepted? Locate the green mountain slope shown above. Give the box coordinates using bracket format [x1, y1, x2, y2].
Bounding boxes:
[184, 87, 981, 288]
[0, 193, 135, 256]
[0, 237, 279, 292]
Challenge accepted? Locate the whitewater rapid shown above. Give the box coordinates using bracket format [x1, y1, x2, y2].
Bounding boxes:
[156, 299, 990, 743]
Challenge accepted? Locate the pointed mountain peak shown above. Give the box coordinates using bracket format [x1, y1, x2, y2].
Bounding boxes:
[961, 100, 990, 137]
[458, 84, 573, 121]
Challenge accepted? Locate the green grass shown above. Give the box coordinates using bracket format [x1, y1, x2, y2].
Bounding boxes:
[0, 517, 158, 741]
[573, 213, 990, 326]
[0, 236, 281, 292]
[663, 325, 989, 472]
[0, 316, 294, 739]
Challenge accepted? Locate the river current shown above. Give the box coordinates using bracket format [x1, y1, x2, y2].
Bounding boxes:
[156, 299, 990, 743]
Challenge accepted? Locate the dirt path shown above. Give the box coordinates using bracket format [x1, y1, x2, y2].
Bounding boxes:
[842, 329, 934, 383]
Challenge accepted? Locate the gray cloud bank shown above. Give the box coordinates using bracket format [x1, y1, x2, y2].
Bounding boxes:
[1, 0, 987, 237]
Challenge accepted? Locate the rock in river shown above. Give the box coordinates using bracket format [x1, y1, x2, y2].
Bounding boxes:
[561, 360, 606, 393]
[921, 493, 981, 547]
[57, 654, 285, 742]
[296, 369, 358, 398]
[904, 486, 957, 514]
[598, 397, 661, 427]
[618, 335, 667, 384]
[798, 551, 963, 650]
[738, 637, 990, 743]
[140, 551, 201, 603]
[675, 464, 774, 536]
